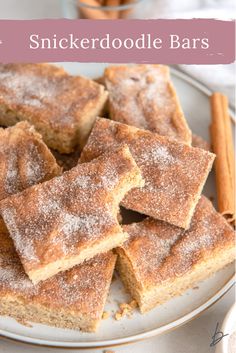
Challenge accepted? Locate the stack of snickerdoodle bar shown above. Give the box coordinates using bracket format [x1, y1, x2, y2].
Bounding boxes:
[0, 64, 234, 332]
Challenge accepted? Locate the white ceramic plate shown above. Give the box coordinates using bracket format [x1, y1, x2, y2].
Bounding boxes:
[0, 64, 235, 348]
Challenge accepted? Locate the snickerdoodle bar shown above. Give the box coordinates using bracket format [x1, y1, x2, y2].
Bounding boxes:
[116, 197, 235, 313]
[0, 145, 143, 284]
[0, 227, 116, 332]
[0, 63, 107, 153]
[104, 65, 191, 144]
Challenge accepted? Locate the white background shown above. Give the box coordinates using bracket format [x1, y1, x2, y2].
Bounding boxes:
[0, 1, 234, 352]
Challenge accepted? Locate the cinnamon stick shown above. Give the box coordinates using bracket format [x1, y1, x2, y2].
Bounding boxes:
[210, 92, 235, 224]
[105, 0, 120, 19]
[78, 0, 110, 19]
[119, 0, 135, 18]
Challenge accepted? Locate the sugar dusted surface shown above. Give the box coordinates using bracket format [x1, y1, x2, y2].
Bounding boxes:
[0, 230, 36, 294]
[0, 226, 116, 317]
[0, 122, 61, 201]
[80, 118, 215, 228]
[0, 146, 141, 275]
[105, 65, 191, 144]
[0, 63, 105, 130]
[121, 197, 235, 288]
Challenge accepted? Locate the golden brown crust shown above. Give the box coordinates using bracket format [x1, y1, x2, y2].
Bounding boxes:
[104, 65, 192, 145]
[0, 122, 61, 201]
[116, 197, 235, 310]
[0, 145, 143, 283]
[0, 227, 116, 331]
[0, 63, 108, 153]
[80, 118, 215, 228]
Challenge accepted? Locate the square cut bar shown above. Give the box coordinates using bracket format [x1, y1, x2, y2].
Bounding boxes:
[0, 145, 143, 284]
[0, 63, 108, 153]
[80, 118, 215, 228]
[0, 227, 116, 332]
[0, 121, 61, 201]
[116, 197, 235, 313]
[104, 65, 192, 144]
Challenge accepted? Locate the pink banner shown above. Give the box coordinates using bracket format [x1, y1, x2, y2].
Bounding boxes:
[0, 19, 234, 64]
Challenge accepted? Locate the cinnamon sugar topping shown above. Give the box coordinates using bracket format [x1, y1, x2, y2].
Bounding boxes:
[80, 118, 215, 228]
[0, 64, 104, 127]
[0, 145, 143, 282]
[121, 197, 235, 287]
[0, 63, 107, 153]
[104, 65, 191, 144]
[0, 122, 61, 201]
[0, 229, 116, 314]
